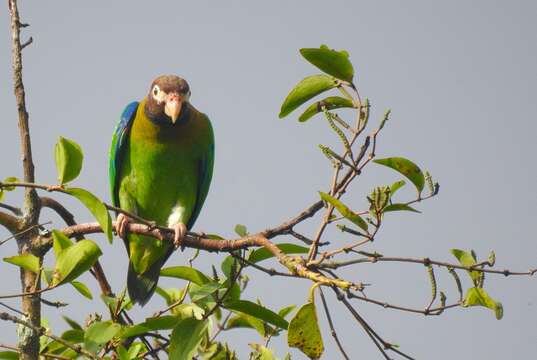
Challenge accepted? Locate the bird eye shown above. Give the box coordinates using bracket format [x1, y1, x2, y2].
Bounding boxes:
[153, 87, 159, 97]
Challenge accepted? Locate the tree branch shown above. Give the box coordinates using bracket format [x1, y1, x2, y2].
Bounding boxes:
[0, 312, 98, 359]
[40, 196, 114, 296]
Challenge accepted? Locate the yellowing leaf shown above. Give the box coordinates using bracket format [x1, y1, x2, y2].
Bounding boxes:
[288, 302, 324, 359]
[463, 287, 503, 320]
[374, 157, 425, 194]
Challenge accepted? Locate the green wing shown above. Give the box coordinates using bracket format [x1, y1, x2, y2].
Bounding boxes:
[187, 118, 215, 230]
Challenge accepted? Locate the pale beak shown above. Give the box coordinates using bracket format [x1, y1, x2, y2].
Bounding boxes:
[164, 93, 182, 123]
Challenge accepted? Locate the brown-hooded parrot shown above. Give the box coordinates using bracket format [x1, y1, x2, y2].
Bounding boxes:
[109, 75, 214, 305]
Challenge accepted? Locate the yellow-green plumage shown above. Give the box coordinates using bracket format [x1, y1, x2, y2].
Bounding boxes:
[110, 80, 214, 305]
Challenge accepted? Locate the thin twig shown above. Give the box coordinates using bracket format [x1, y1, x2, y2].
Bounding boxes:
[319, 288, 350, 360]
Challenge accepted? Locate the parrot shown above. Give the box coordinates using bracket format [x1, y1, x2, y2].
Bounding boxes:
[109, 75, 214, 305]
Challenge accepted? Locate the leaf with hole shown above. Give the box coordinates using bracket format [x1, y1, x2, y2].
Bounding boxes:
[299, 96, 354, 122]
[279, 75, 338, 118]
[65, 187, 112, 242]
[54, 136, 84, 184]
[52, 239, 102, 286]
[288, 302, 324, 359]
[374, 157, 425, 194]
[463, 287, 503, 320]
[3, 253, 40, 274]
[300, 46, 354, 82]
[319, 191, 368, 231]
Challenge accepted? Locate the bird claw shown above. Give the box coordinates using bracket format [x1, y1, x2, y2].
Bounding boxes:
[173, 223, 187, 249]
[116, 213, 132, 238]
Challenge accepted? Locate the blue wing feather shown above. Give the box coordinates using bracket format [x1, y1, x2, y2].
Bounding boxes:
[109, 101, 139, 207]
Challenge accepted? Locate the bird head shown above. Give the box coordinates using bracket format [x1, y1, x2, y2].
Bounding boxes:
[145, 75, 191, 125]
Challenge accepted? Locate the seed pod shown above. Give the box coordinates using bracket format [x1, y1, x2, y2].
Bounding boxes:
[324, 110, 351, 153]
[427, 264, 437, 304]
[448, 267, 463, 301]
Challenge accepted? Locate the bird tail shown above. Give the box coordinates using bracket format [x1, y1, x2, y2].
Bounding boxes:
[127, 261, 162, 306]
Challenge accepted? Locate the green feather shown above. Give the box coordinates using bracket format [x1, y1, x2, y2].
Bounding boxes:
[110, 99, 214, 305]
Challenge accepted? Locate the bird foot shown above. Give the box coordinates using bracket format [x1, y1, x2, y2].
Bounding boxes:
[116, 213, 132, 238]
[173, 223, 187, 249]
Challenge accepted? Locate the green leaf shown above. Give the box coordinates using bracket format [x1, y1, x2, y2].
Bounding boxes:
[116, 345, 129, 360]
[160, 266, 211, 285]
[300, 46, 354, 82]
[450, 249, 480, 285]
[52, 229, 73, 258]
[288, 302, 324, 359]
[298, 96, 354, 122]
[248, 244, 309, 264]
[374, 157, 425, 194]
[383, 203, 421, 213]
[0, 351, 18, 360]
[172, 303, 206, 320]
[389, 180, 406, 195]
[120, 315, 179, 339]
[4, 253, 40, 274]
[54, 136, 84, 184]
[319, 191, 368, 231]
[84, 320, 121, 354]
[190, 282, 222, 302]
[155, 286, 184, 306]
[463, 287, 503, 320]
[3, 177, 19, 191]
[62, 315, 82, 330]
[234, 224, 248, 237]
[221, 255, 238, 278]
[62, 329, 84, 343]
[279, 75, 338, 118]
[226, 313, 267, 337]
[225, 300, 288, 329]
[249, 343, 276, 360]
[52, 239, 102, 286]
[278, 305, 297, 318]
[70, 280, 93, 299]
[65, 188, 112, 242]
[127, 343, 145, 359]
[169, 318, 208, 360]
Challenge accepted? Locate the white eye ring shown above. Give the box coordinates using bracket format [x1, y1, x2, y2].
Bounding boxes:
[152, 85, 160, 97]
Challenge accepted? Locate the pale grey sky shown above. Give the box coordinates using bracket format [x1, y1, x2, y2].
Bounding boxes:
[1, 1, 536, 359]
